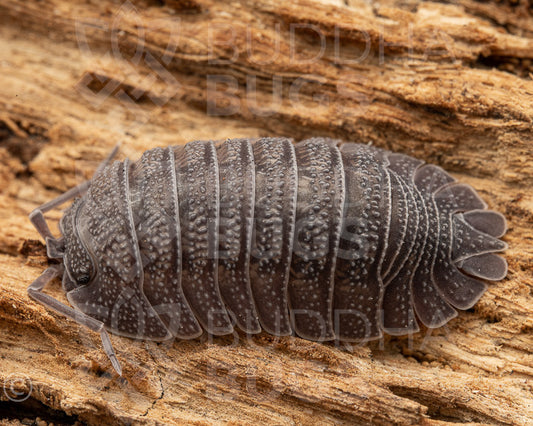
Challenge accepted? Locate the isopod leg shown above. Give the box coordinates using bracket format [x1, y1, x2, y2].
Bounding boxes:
[28, 266, 123, 375]
[29, 181, 92, 241]
[29, 144, 121, 241]
[92, 143, 121, 177]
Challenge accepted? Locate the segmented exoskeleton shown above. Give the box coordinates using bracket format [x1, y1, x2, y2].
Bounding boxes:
[28, 138, 508, 375]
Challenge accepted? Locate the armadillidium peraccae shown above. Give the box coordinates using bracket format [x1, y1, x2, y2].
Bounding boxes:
[28, 137, 508, 375]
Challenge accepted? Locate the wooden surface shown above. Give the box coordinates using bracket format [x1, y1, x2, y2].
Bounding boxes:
[0, 0, 532, 424]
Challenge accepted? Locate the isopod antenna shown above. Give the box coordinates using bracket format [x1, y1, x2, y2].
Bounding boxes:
[27, 144, 123, 376]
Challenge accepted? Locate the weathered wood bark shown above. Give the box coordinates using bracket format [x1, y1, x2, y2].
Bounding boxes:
[0, 0, 532, 424]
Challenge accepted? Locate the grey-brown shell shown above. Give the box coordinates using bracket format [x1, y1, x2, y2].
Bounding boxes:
[59, 137, 508, 342]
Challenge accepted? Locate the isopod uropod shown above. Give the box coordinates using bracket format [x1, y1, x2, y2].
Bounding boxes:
[28, 137, 508, 375]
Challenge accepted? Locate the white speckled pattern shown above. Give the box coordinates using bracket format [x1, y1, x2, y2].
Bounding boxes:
[58, 138, 508, 342]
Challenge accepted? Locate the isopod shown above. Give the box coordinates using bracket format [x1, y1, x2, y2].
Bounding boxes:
[28, 137, 508, 375]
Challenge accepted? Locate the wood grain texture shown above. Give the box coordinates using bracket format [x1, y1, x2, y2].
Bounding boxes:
[0, 0, 531, 424]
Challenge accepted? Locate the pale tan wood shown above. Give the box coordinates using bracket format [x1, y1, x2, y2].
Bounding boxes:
[0, 0, 531, 424]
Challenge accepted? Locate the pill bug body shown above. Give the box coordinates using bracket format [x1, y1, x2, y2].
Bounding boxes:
[29, 137, 508, 368]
